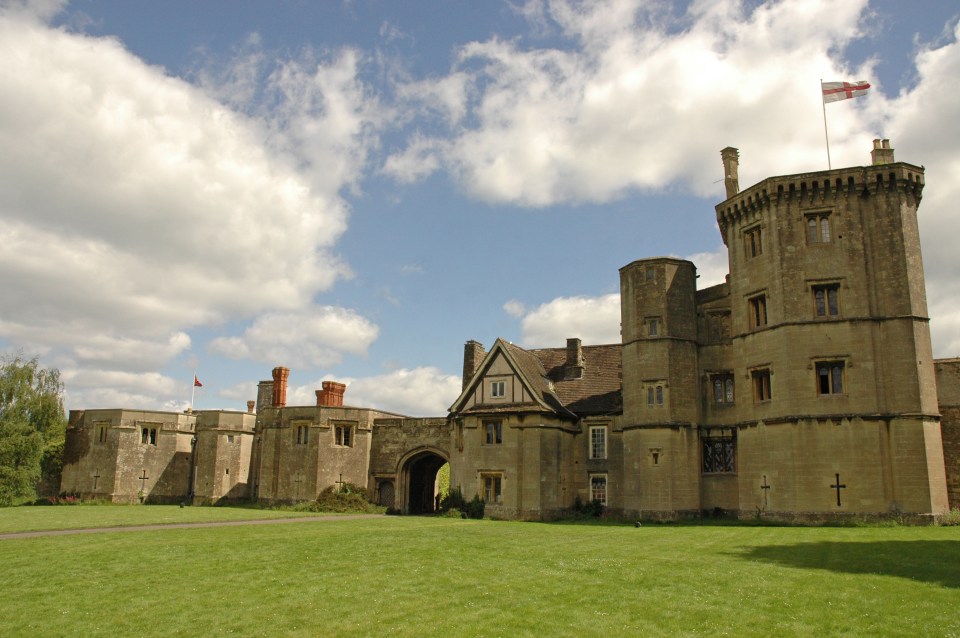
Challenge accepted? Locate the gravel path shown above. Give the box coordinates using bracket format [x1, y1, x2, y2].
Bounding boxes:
[0, 513, 385, 540]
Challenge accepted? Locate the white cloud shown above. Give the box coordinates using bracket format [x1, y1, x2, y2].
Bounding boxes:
[285, 367, 462, 417]
[385, 0, 876, 205]
[503, 299, 527, 318]
[880, 17, 960, 358]
[682, 248, 729, 289]
[515, 293, 622, 347]
[208, 306, 379, 369]
[0, 9, 386, 402]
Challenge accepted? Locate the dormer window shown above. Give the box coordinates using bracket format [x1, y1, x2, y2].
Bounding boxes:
[491, 381, 505, 398]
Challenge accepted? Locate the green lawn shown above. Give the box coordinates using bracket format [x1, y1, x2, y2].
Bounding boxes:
[1, 509, 958, 637]
[0, 504, 345, 534]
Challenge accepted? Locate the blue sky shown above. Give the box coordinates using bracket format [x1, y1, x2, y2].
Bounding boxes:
[1, 0, 958, 416]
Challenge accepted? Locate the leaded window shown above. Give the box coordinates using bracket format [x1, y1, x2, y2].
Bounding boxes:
[701, 429, 736, 473]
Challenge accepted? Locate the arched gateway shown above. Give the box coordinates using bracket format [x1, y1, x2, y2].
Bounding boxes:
[368, 417, 452, 514]
[398, 448, 448, 514]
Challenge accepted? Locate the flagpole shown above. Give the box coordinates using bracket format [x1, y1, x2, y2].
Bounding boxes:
[820, 78, 832, 170]
[190, 371, 196, 410]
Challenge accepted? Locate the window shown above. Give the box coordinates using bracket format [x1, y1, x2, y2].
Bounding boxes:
[744, 226, 762, 258]
[589, 426, 607, 460]
[482, 474, 503, 504]
[490, 380, 505, 398]
[483, 421, 503, 445]
[295, 425, 309, 445]
[752, 369, 772, 402]
[335, 424, 353, 447]
[711, 373, 735, 404]
[702, 429, 736, 473]
[806, 213, 832, 244]
[816, 362, 845, 395]
[97, 424, 107, 443]
[647, 383, 665, 406]
[227, 435, 235, 444]
[590, 474, 607, 505]
[813, 284, 840, 317]
[645, 267, 655, 281]
[749, 294, 768, 329]
[141, 427, 157, 446]
[646, 317, 660, 337]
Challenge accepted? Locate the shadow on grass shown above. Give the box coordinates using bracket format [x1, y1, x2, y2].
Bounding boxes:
[732, 541, 960, 588]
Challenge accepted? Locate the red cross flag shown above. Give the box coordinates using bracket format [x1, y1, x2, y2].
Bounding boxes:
[194, 375, 203, 388]
[821, 80, 871, 103]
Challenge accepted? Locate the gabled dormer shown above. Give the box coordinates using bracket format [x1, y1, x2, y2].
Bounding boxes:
[449, 338, 574, 419]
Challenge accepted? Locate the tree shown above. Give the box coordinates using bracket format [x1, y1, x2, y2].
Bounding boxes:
[0, 355, 67, 505]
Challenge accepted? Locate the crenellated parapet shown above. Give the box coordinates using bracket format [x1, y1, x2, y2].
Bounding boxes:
[715, 162, 924, 245]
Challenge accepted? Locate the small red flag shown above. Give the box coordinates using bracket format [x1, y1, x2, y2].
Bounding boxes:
[194, 375, 203, 388]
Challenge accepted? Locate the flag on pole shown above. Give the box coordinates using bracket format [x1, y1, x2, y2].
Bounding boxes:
[821, 80, 871, 103]
[194, 375, 203, 388]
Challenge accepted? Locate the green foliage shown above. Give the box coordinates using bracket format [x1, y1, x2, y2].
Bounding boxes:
[436, 462, 450, 499]
[939, 508, 960, 526]
[438, 486, 484, 519]
[566, 495, 604, 519]
[289, 485, 382, 514]
[0, 355, 66, 506]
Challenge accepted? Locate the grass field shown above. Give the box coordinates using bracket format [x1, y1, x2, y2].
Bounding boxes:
[1, 507, 958, 637]
[0, 504, 345, 534]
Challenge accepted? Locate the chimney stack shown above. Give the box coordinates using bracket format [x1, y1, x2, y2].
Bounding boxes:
[720, 147, 740, 199]
[317, 381, 346, 407]
[565, 337, 584, 380]
[462, 340, 486, 390]
[271, 366, 290, 408]
[246, 400, 255, 414]
[871, 138, 895, 165]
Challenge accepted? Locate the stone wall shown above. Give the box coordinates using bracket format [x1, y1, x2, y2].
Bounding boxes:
[935, 359, 960, 509]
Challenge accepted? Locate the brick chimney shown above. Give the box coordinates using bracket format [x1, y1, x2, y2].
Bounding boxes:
[871, 138, 895, 165]
[565, 337, 584, 380]
[246, 400, 255, 414]
[316, 381, 346, 407]
[462, 340, 485, 390]
[271, 366, 290, 408]
[720, 147, 739, 199]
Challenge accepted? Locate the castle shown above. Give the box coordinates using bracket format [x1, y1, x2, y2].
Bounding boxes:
[61, 141, 959, 520]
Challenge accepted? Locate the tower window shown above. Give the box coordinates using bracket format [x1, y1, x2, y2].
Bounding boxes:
[806, 214, 832, 244]
[813, 284, 840, 317]
[744, 226, 763, 258]
[816, 362, 845, 395]
[711, 373, 735, 404]
[749, 295, 768, 329]
[752, 369, 772, 402]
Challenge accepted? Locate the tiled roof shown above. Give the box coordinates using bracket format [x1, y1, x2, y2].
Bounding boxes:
[529, 343, 622, 416]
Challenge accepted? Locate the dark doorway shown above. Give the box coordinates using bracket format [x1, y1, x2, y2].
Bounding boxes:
[406, 452, 447, 514]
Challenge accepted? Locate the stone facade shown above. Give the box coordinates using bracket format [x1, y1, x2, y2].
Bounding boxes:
[61, 141, 956, 519]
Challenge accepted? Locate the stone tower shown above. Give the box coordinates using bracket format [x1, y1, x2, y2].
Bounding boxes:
[619, 257, 701, 514]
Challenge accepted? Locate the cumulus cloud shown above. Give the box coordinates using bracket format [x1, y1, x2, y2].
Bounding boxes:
[208, 306, 379, 369]
[384, 0, 875, 205]
[879, 17, 960, 357]
[284, 367, 462, 416]
[514, 293, 622, 347]
[0, 8, 384, 407]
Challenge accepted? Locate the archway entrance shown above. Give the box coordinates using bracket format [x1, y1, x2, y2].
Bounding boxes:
[403, 451, 448, 514]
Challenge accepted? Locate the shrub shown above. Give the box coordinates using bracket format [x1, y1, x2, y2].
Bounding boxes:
[939, 508, 960, 526]
[440, 486, 468, 513]
[466, 494, 485, 520]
